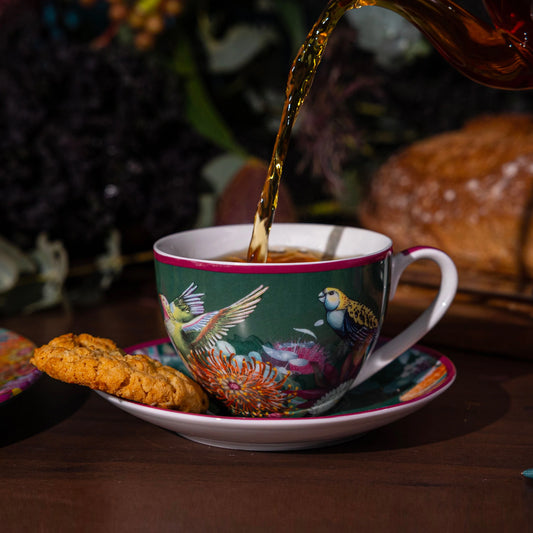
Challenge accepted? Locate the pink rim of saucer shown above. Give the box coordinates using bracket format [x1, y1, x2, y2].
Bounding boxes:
[153, 247, 393, 274]
[125, 338, 456, 421]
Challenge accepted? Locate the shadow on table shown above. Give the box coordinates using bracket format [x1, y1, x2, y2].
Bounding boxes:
[0, 374, 89, 447]
[306, 354, 528, 454]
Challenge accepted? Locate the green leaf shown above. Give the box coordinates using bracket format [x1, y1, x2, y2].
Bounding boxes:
[274, 0, 307, 55]
[172, 35, 246, 155]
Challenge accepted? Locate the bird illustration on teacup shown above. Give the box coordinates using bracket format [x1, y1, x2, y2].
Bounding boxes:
[318, 287, 379, 347]
[160, 283, 268, 360]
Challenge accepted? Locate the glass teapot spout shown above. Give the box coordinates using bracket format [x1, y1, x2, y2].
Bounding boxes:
[363, 0, 533, 89]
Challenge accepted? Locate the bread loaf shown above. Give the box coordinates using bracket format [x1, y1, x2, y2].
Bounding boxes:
[358, 114, 533, 279]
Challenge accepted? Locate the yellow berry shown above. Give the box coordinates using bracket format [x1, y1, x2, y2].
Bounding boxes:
[134, 31, 155, 50]
[164, 0, 183, 16]
[109, 3, 129, 21]
[145, 13, 165, 34]
[128, 9, 146, 29]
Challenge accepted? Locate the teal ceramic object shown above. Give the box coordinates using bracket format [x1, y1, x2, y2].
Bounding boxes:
[154, 224, 457, 417]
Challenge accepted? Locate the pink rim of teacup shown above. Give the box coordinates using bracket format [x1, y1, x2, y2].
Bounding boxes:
[124, 338, 456, 421]
[153, 247, 393, 274]
[153, 223, 394, 273]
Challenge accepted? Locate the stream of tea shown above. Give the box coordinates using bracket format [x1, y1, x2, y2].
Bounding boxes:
[246, 0, 533, 263]
[246, 0, 359, 263]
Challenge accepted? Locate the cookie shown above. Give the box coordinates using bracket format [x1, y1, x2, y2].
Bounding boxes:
[31, 333, 208, 412]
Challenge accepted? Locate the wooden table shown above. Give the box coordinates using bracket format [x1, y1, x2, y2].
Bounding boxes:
[1, 269, 532, 532]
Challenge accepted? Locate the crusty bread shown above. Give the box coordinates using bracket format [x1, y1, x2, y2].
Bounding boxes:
[31, 333, 209, 412]
[358, 114, 533, 279]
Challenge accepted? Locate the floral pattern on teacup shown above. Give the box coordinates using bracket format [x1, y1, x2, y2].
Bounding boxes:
[159, 282, 379, 417]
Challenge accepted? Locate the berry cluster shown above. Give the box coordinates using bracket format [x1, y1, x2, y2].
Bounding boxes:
[82, 0, 186, 49]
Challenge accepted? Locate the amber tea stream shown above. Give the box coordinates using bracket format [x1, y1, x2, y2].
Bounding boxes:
[246, 0, 533, 263]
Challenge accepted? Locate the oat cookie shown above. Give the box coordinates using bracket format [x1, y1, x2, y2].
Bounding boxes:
[31, 333, 208, 412]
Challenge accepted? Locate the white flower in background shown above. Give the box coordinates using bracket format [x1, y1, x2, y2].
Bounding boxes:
[347, 7, 430, 68]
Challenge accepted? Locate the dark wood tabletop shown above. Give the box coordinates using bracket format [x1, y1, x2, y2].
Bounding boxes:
[1, 267, 532, 532]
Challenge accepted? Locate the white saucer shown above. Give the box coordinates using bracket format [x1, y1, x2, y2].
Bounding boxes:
[97, 338, 456, 451]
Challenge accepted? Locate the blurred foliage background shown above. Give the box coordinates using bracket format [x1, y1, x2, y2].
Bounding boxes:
[0, 0, 530, 313]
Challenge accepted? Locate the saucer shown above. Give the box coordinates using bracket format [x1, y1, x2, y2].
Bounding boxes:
[97, 338, 456, 451]
[0, 328, 41, 404]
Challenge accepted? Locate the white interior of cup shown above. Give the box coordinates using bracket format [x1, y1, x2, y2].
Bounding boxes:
[154, 223, 392, 262]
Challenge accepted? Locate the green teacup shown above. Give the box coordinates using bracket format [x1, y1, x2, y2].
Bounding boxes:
[154, 223, 457, 417]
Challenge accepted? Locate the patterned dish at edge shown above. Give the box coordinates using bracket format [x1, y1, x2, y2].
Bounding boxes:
[96, 338, 456, 451]
[0, 328, 41, 404]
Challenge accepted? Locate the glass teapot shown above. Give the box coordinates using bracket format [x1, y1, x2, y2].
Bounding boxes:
[343, 0, 533, 89]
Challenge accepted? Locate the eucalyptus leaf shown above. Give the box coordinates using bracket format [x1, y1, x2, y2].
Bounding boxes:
[202, 23, 278, 73]
[25, 234, 68, 312]
[172, 34, 246, 155]
[0, 236, 35, 272]
[0, 253, 18, 293]
[195, 153, 248, 228]
[202, 152, 247, 194]
[274, 0, 307, 55]
[0, 236, 37, 293]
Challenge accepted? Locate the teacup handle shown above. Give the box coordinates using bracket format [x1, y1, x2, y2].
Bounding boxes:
[351, 246, 458, 387]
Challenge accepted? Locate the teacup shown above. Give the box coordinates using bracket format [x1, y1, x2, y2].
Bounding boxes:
[154, 223, 457, 417]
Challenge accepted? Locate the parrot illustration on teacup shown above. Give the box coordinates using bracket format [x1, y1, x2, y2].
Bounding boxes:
[318, 287, 379, 346]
